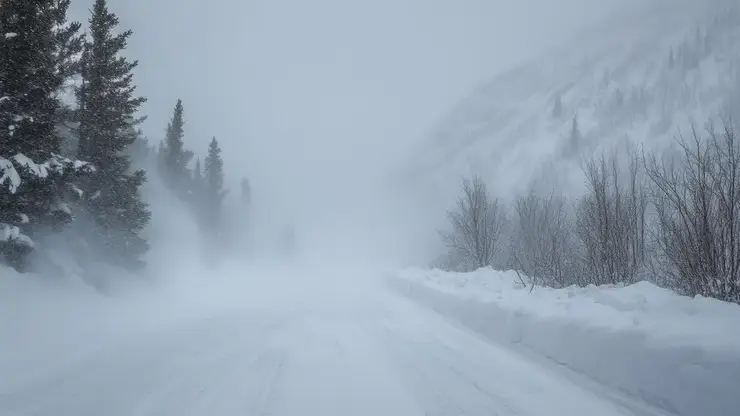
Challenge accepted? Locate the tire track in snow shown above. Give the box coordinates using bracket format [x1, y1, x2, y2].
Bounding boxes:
[369, 295, 650, 416]
[246, 349, 289, 416]
[374, 323, 519, 416]
[0, 310, 297, 416]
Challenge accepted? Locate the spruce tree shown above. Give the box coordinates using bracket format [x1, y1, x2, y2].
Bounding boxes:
[53, 1, 85, 156]
[162, 99, 193, 191]
[193, 157, 203, 185]
[0, 0, 89, 271]
[240, 177, 251, 207]
[570, 117, 582, 147]
[0, 0, 81, 159]
[552, 94, 563, 119]
[76, 0, 150, 269]
[188, 156, 203, 207]
[203, 137, 226, 229]
[125, 123, 151, 171]
[156, 139, 166, 176]
[563, 116, 583, 158]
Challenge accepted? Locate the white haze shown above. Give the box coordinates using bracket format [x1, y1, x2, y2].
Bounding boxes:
[4, 2, 702, 414]
[65, 0, 644, 295]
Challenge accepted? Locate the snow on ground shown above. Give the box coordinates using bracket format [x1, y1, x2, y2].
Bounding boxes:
[394, 267, 740, 416]
[396, 267, 740, 351]
[2, 261, 676, 416]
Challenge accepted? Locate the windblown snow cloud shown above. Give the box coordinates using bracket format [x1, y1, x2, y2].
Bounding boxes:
[68, 0, 644, 266]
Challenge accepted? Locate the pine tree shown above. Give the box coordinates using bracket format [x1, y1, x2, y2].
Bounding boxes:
[53, 0, 85, 157]
[695, 27, 703, 55]
[203, 137, 226, 230]
[552, 94, 563, 118]
[570, 117, 581, 143]
[614, 88, 624, 108]
[0, 0, 90, 271]
[193, 157, 203, 185]
[124, 122, 150, 171]
[53, 4, 85, 84]
[156, 139, 166, 175]
[75, 0, 150, 269]
[0, 0, 81, 159]
[241, 177, 251, 207]
[189, 157, 203, 204]
[161, 99, 193, 190]
[704, 31, 712, 57]
[564, 116, 582, 157]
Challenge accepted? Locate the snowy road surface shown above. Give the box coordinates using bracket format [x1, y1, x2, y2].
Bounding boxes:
[1, 271, 666, 416]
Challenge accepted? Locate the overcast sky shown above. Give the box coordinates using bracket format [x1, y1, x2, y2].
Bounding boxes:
[69, 0, 639, 241]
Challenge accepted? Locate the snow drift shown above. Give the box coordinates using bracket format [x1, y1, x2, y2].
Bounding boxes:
[393, 268, 740, 416]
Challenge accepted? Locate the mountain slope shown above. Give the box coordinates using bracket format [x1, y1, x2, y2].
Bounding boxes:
[407, 0, 740, 203]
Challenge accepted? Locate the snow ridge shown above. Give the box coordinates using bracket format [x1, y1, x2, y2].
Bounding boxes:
[395, 267, 740, 416]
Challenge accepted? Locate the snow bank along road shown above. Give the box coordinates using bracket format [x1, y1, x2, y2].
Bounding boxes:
[1, 270, 670, 416]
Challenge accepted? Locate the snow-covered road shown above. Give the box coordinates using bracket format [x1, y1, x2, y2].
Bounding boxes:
[1, 271, 665, 416]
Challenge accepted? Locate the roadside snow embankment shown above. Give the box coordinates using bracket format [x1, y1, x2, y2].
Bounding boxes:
[393, 268, 740, 416]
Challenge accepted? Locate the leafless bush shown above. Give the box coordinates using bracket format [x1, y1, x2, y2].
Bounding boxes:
[431, 120, 740, 304]
[439, 175, 505, 271]
[511, 190, 576, 288]
[645, 121, 740, 303]
[576, 149, 648, 285]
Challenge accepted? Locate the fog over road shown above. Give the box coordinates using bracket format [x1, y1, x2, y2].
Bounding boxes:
[1, 268, 664, 416]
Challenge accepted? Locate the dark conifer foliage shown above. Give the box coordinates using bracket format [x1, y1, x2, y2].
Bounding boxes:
[203, 137, 226, 228]
[241, 177, 251, 207]
[75, 0, 150, 269]
[0, 0, 81, 159]
[193, 157, 203, 190]
[161, 99, 193, 192]
[0, 0, 90, 271]
[0, 0, 241, 273]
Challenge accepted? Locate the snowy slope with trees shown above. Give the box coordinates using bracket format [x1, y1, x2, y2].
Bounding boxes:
[389, 3, 740, 411]
[382, 2, 740, 413]
[408, 0, 740, 200]
[407, 0, 740, 304]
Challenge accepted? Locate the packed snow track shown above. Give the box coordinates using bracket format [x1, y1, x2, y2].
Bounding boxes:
[1, 271, 667, 416]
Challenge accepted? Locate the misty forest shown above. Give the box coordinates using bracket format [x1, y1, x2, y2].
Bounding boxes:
[1, 0, 245, 283]
[1, 1, 739, 415]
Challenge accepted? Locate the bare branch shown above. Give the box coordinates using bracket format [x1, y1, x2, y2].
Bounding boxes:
[645, 120, 740, 303]
[439, 175, 504, 271]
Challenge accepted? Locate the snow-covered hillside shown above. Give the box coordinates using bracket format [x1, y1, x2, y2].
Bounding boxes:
[407, 0, 740, 202]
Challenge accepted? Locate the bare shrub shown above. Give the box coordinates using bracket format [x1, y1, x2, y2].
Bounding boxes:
[432, 117, 740, 304]
[439, 175, 505, 271]
[645, 121, 740, 303]
[511, 190, 575, 288]
[575, 149, 648, 285]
